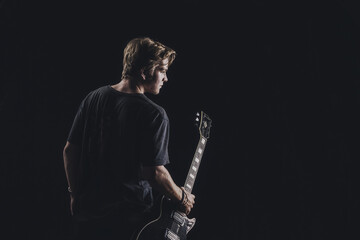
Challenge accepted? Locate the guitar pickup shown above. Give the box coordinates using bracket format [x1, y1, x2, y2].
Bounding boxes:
[165, 229, 180, 240]
[171, 211, 185, 226]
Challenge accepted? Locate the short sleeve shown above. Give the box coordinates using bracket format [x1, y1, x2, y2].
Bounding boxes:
[140, 111, 170, 166]
[67, 100, 85, 146]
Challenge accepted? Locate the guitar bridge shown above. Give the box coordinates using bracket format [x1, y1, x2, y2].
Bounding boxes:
[171, 211, 185, 226]
[165, 229, 180, 240]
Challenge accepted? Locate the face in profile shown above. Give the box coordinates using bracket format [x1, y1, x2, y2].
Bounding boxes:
[143, 59, 169, 95]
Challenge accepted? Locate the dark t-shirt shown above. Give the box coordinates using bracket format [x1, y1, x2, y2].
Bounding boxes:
[67, 85, 170, 219]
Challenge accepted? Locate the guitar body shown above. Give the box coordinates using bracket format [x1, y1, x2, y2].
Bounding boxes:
[134, 196, 196, 240]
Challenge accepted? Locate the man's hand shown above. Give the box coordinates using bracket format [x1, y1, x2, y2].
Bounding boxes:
[178, 187, 195, 215]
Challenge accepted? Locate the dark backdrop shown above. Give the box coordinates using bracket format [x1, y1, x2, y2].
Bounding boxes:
[1, 0, 360, 239]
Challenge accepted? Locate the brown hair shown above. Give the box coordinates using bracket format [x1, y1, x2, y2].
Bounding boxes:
[121, 37, 176, 79]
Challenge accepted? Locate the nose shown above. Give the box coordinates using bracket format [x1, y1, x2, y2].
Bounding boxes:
[163, 73, 168, 82]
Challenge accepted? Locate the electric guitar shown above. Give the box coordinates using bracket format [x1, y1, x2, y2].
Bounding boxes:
[134, 111, 212, 240]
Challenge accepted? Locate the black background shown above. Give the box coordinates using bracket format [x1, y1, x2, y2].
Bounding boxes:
[1, 0, 360, 239]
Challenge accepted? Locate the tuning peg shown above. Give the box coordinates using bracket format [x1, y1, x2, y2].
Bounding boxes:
[196, 112, 200, 117]
[194, 114, 199, 127]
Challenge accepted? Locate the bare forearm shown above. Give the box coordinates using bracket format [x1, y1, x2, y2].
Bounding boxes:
[63, 141, 80, 195]
[146, 166, 182, 202]
[142, 165, 195, 215]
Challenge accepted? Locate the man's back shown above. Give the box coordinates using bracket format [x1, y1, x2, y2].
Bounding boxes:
[67, 85, 170, 219]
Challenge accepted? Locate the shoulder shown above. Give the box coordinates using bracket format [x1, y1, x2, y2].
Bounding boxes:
[87, 85, 110, 98]
[141, 96, 169, 122]
[81, 85, 109, 102]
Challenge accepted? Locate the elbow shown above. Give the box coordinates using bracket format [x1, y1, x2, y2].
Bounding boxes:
[63, 141, 79, 166]
[63, 143, 71, 163]
[152, 166, 170, 188]
[153, 167, 166, 182]
[142, 166, 167, 186]
[63, 145, 68, 158]
[63, 141, 71, 155]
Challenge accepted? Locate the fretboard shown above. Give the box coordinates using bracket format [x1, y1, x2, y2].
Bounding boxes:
[183, 136, 207, 193]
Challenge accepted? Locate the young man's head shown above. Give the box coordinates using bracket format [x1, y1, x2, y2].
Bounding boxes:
[121, 37, 176, 94]
[122, 37, 176, 79]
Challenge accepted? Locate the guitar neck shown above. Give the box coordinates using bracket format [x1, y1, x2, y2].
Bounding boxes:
[183, 136, 207, 193]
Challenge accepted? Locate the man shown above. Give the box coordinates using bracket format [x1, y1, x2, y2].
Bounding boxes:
[63, 37, 195, 240]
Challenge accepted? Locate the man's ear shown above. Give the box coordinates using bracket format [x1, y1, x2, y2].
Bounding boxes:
[140, 68, 146, 81]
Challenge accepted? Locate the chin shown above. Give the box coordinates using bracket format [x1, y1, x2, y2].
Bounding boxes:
[149, 90, 160, 95]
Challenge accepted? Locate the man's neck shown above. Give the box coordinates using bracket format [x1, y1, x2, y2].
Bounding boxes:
[112, 78, 144, 94]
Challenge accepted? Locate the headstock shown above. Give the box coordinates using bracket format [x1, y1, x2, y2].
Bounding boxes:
[195, 111, 212, 139]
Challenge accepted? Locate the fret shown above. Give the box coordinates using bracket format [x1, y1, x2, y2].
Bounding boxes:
[187, 178, 194, 186]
